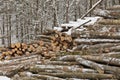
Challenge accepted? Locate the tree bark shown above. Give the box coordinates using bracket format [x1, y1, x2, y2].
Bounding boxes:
[83, 55, 120, 66]
[38, 72, 114, 79]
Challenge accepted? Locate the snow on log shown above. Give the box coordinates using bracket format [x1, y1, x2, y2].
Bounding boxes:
[59, 55, 79, 61]
[61, 17, 101, 29]
[53, 27, 63, 31]
[61, 20, 90, 29]
[78, 17, 101, 26]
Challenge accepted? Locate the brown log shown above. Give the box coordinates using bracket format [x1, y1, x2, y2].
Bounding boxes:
[59, 55, 120, 74]
[11, 44, 16, 48]
[88, 43, 119, 51]
[5, 56, 11, 60]
[52, 46, 59, 52]
[28, 45, 36, 52]
[22, 49, 26, 52]
[0, 55, 40, 67]
[101, 52, 120, 58]
[15, 43, 21, 48]
[8, 51, 13, 55]
[32, 44, 39, 48]
[39, 40, 44, 46]
[98, 19, 120, 25]
[109, 12, 120, 18]
[14, 48, 18, 52]
[62, 42, 68, 50]
[75, 39, 120, 44]
[102, 65, 120, 78]
[59, 55, 80, 61]
[0, 52, 6, 60]
[38, 72, 114, 79]
[18, 48, 22, 51]
[108, 45, 120, 52]
[36, 35, 52, 40]
[14, 54, 20, 57]
[6, 66, 26, 77]
[76, 57, 104, 73]
[92, 24, 120, 29]
[21, 43, 28, 49]
[19, 71, 65, 80]
[51, 36, 56, 41]
[12, 76, 38, 80]
[60, 36, 65, 41]
[89, 31, 120, 39]
[25, 52, 31, 56]
[54, 34, 59, 38]
[0, 55, 5, 60]
[5, 51, 11, 56]
[44, 61, 78, 65]
[2, 52, 6, 56]
[82, 55, 120, 66]
[11, 49, 16, 53]
[107, 5, 120, 10]
[29, 65, 97, 73]
[0, 47, 8, 52]
[35, 46, 42, 54]
[16, 50, 23, 55]
[72, 55, 120, 76]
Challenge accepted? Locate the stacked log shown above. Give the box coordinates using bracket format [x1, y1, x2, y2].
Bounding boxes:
[0, 43, 36, 60]
[51, 32, 75, 51]
[107, 5, 120, 19]
[0, 5, 120, 79]
[0, 31, 75, 60]
[0, 53, 118, 79]
[3, 54, 118, 79]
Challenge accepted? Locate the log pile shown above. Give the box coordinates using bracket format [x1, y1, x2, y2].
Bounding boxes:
[0, 31, 75, 60]
[0, 5, 120, 80]
[50, 31, 75, 51]
[0, 54, 119, 79]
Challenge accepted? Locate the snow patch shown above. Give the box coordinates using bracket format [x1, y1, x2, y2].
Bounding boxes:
[84, 17, 101, 26]
[61, 17, 101, 29]
[63, 28, 73, 35]
[54, 27, 63, 31]
[25, 72, 33, 77]
[0, 76, 10, 80]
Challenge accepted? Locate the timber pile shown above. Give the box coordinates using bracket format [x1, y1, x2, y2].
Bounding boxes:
[0, 53, 119, 79]
[0, 31, 75, 60]
[0, 5, 120, 80]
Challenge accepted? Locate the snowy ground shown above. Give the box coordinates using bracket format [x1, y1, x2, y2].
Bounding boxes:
[0, 76, 10, 80]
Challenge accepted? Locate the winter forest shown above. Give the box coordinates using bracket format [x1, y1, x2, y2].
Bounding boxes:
[0, 0, 120, 80]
